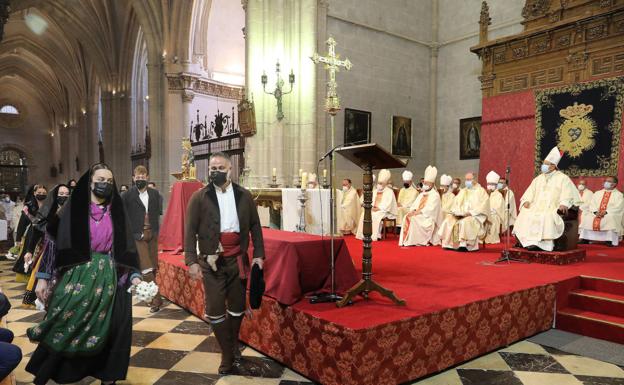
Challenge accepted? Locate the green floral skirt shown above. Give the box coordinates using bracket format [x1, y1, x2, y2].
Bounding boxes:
[27, 252, 117, 355]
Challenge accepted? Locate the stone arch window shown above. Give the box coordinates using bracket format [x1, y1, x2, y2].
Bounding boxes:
[0, 148, 29, 195]
[131, 28, 149, 152]
[0, 105, 19, 115]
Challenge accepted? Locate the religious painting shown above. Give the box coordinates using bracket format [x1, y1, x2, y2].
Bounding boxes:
[344, 108, 371, 145]
[535, 77, 624, 177]
[459, 117, 481, 160]
[391, 116, 412, 157]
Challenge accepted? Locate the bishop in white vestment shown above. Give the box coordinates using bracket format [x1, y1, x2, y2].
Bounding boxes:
[439, 174, 455, 220]
[397, 170, 419, 226]
[399, 166, 442, 246]
[438, 173, 490, 251]
[337, 178, 361, 235]
[497, 177, 517, 231]
[485, 171, 505, 244]
[579, 176, 624, 246]
[513, 147, 581, 251]
[356, 169, 397, 241]
[577, 179, 594, 232]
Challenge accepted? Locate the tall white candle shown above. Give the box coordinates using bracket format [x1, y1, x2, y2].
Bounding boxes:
[272, 167, 277, 177]
[323, 169, 327, 178]
[301, 172, 308, 187]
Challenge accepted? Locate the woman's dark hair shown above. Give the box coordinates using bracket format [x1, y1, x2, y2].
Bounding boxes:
[67, 179, 77, 186]
[33, 184, 47, 193]
[119, 184, 129, 191]
[90, 163, 113, 182]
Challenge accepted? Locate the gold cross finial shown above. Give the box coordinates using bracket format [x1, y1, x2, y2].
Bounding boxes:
[311, 36, 352, 115]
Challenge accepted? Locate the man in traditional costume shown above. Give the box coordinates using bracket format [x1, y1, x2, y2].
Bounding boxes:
[438, 172, 489, 251]
[399, 166, 441, 246]
[439, 174, 455, 219]
[579, 176, 624, 247]
[485, 171, 504, 244]
[396, 171, 418, 226]
[337, 178, 360, 235]
[356, 169, 397, 241]
[513, 146, 581, 251]
[577, 178, 593, 232]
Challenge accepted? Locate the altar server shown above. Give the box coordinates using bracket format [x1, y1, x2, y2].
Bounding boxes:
[497, 177, 517, 230]
[577, 179, 594, 229]
[399, 166, 441, 246]
[356, 169, 397, 241]
[485, 171, 505, 244]
[185, 152, 265, 375]
[337, 178, 360, 235]
[579, 176, 624, 246]
[438, 172, 489, 251]
[439, 174, 455, 219]
[397, 170, 418, 226]
[513, 146, 581, 251]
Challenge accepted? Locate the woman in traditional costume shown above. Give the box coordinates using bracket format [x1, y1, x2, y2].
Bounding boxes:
[13, 185, 47, 285]
[26, 163, 142, 385]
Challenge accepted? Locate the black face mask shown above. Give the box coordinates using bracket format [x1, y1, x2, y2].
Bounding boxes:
[57, 196, 68, 206]
[135, 180, 148, 190]
[210, 171, 228, 187]
[35, 194, 47, 201]
[92, 182, 113, 200]
[403, 183, 411, 188]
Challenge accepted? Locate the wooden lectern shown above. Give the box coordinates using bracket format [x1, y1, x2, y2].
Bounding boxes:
[335, 143, 407, 307]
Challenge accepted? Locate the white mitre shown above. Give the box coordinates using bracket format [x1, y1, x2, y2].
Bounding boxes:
[378, 169, 391, 184]
[486, 171, 500, 184]
[424, 165, 438, 183]
[402, 170, 413, 182]
[440, 174, 452, 186]
[545, 146, 562, 165]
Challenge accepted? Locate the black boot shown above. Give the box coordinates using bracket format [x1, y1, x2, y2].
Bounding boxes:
[212, 319, 235, 375]
[230, 315, 244, 363]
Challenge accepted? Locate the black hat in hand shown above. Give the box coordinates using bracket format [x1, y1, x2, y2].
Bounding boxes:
[249, 264, 265, 310]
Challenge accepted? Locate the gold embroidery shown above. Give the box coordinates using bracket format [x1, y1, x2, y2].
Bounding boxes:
[557, 102, 597, 158]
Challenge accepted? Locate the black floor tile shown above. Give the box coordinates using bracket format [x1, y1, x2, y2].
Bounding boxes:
[149, 308, 193, 320]
[154, 371, 220, 385]
[575, 376, 624, 385]
[15, 311, 46, 323]
[132, 317, 144, 325]
[457, 369, 524, 385]
[130, 348, 188, 370]
[236, 356, 285, 378]
[171, 320, 212, 335]
[132, 330, 164, 347]
[194, 336, 222, 353]
[499, 352, 570, 373]
[541, 345, 578, 356]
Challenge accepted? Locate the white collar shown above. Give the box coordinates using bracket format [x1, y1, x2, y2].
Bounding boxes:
[215, 182, 233, 193]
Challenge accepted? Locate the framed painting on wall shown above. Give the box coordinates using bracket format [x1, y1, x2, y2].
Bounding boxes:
[391, 116, 412, 157]
[344, 108, 371, 144]
[459, 116, 481, 160]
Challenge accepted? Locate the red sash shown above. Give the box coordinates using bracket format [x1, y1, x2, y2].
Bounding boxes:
[592, 191, 611, 231]
[220, 232, 241, 257]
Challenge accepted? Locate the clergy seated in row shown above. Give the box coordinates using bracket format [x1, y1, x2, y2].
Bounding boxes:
[438, 174, 455, 218]
[438, 173, 490, 251]
[397, 171, 419, 226]
[579, 176, 624, 247]
[513, 146, 581, 251]
[577, 179, 594, 231]
[399, 166, 442, 246]
[498, 177, 517, 231]
[356, 169, 397, 241]
[451, 177, 462, 196]
[338, 178, 361, 235]
[484, 171, 505, 244]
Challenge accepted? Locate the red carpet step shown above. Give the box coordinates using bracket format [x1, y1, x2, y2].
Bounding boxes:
[507, 247, 586, 264]
[557, 276, 624, 344]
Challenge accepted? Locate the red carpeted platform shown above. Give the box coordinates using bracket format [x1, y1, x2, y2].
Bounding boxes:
[507, 247, 586, 265]
[157, 235, 624, 385]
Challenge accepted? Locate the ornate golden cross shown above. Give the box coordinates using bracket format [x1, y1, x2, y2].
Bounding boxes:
[311, 36, 352, 115]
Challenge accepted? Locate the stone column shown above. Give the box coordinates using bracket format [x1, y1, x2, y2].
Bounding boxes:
[244, 0, 318, 187]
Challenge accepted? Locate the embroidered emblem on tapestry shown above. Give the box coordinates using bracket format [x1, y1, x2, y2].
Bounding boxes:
[534, 77, 624, 177]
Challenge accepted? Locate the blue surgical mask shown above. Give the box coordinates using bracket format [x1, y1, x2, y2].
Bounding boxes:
[497, 183, 504, 190]
[541, 164, 550, 174]
[605, 182, 613, 190]
[465, 180, 473, 189]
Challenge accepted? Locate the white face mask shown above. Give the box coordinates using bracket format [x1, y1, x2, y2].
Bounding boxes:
[604, 182, 613, 190]
[452, 183, 459, 189]
[422, 184, 431, 191]
[377, 184, 384, 192]
[578, 184, 585, 191]
[487, 184, 496, 191]
[342, 186, 349, 192]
